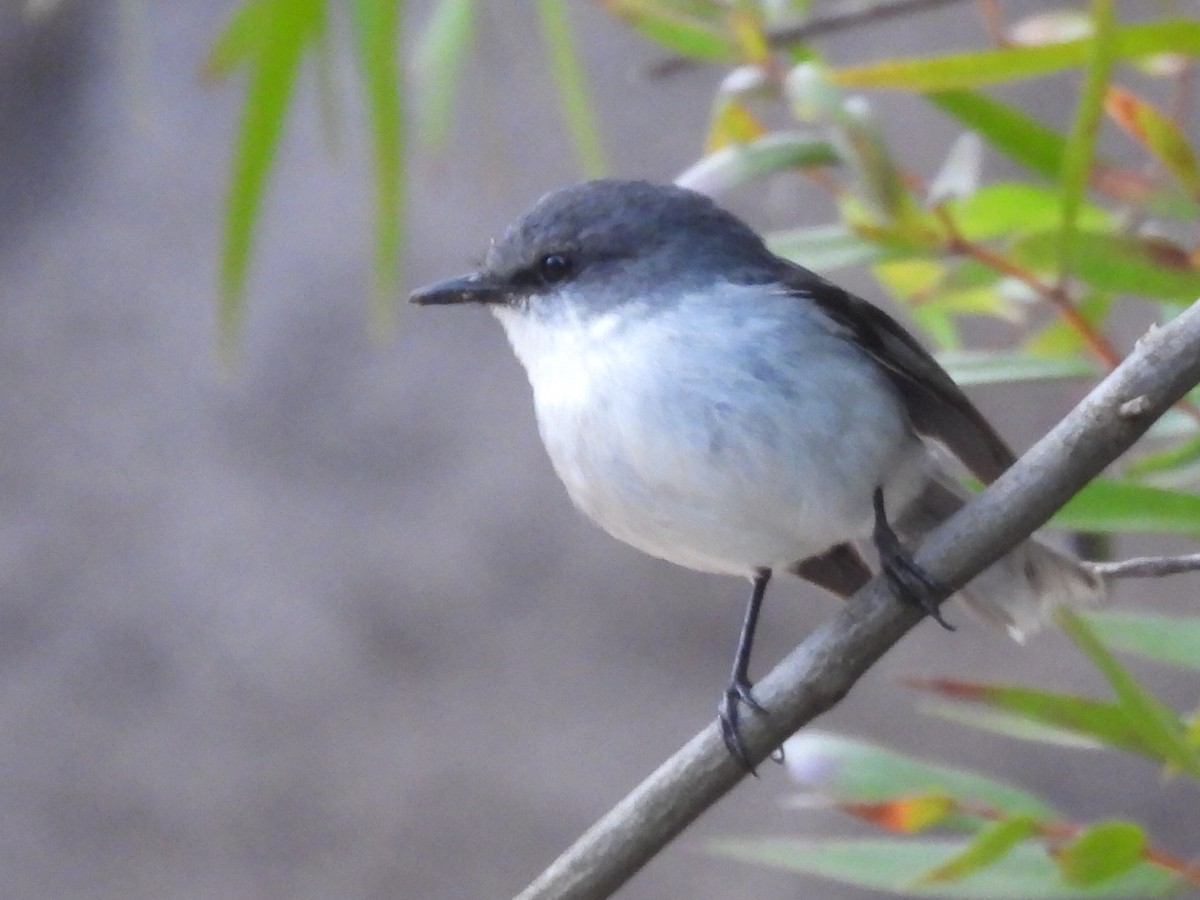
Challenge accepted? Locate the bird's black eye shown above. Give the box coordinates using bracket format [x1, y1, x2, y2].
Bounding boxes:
[537, 253, 573, 284]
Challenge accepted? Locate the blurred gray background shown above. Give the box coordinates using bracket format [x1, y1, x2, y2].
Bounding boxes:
[2, 1, 1196, 898]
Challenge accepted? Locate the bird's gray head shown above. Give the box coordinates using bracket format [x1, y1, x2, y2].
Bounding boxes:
[409, 180, 779, 317]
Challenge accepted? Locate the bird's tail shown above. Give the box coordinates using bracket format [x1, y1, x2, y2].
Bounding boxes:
[894, 474, 1104, 641]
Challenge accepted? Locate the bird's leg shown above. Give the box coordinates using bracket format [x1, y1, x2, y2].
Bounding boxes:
[719, 568, 771, 770]
[872, 487, 954, 631]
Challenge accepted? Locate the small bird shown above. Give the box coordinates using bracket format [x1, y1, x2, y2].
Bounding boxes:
[411, 179, 1101, 766]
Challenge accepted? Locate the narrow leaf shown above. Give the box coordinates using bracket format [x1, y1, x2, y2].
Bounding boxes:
[917, 816, 1040, 884]
[830, 19, 1200, 91]
[536, 0, 607, 178]
[600, 0, 738, 61]
[1058, 0, 1116, 282]
[218, 0, 323, 354]
[1081, 611, 1200, 672]
[1055, 821, 1146, 886]
[350, 0, 404, 335]
[412, 0, 474, 148]
[1012, 230, 1200, 302]
[708, 838, 1178, 897]
[906, 679, 1160, 760]
[1057, 608, 1200, 781]
[1051, 478, 1200, 536]
[934, 350, 1097, 386]
[929, 90, 1065, 179]
[1105, 85, 1200, 198]
[784, 732, 1057, 819]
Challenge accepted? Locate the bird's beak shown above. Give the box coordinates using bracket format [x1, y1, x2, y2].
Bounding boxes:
[409, 272, 510, 306]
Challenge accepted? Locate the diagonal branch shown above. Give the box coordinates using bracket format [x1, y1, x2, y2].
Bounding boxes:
[513, 299, 1200, 900]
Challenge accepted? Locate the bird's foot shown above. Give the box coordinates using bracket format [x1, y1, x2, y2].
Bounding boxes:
[718, 676, 768, 772]
[873, 488, 954, 631]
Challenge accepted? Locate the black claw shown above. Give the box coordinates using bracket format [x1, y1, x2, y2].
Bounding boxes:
[719, 678, 765, 773]
[872, 487, 955, 631]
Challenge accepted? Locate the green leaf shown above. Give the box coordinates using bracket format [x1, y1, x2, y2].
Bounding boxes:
[1127, 431, 1200, 476]
[1081, 611, 1200, 672]
[905, 679, 1162, 760]
[933, 350, 1098, 386]
[948, 184, 1110, 242]
[1058, 0, 1116, 282]
[1106, 84, 1200, 197]
[917, 700, 1110, 749]
[830, 19, 1200, 92]
[412, 0, 474, 148]
[783, 732, 1057, 819]
[917, 816, 1040, 884]
[207, 0, 274, 77]
[708, 838, 1178, 897]
[1055, 821, 1146, 886]
[928, 90, 1066, 179]
[1012, 231, 1200, 302]
[1057, 608, 1200, 781]
[536, 0, 607, 178]
[675, 132, 839, 195]
[1051, 478, 1200, 536]
[600, 0, 738, 61]
[216, 0, 324, 355]
[349, 0, 404, 336]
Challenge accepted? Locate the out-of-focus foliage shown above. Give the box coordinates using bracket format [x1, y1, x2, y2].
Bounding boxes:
[603, 3, 1200, 894]
[209, 1, 1200, 894]
[209, 0, 607, 346]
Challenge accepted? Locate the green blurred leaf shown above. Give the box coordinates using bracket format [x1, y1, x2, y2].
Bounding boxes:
[1013, 231, 1200, 301]
[1105, 84, 1200, 198]
[216, 0, 324, 354]
[917, 816, 1040, 885]
[349, 0, 404, 335]
[1055, 821, 1146, 886]
[1058, 0, 1116, 283]
[676, 131, 839, 195]
[929, 90, 1066, 179]
[600, 0, 738, 61]
[537, 0, 608, 178]
[1057, 608, 1200, 781]
[905, 679, 1161, 760]
[1082, 611, 1200, 671]
[830, 19, 1200, 91]
[948, 184, 1110, 242]
[207, 0, 274, 77]
[708, 838, 1178, 897]
[704, 96, 766, 152]
[1051, 478, 1200, 536]
[934, 351, 1097, 386]
[783, 733, 1057, 819]
[917, 700, 1110, 749]
[413, 0, 474, 148]
[1126, 431, 1200, 476]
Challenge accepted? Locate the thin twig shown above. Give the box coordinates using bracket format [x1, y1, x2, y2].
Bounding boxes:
[513, 302, 1200, 900]
[642, 0, 973, 78]
[1087, 552, 1200, 580]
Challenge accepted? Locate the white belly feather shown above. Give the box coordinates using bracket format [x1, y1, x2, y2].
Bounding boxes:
[493, 285, 926, 576]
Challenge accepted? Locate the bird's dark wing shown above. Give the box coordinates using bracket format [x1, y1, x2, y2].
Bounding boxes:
[784, 267, 1016, 484]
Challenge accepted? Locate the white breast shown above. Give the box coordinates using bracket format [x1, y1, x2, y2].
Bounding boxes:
[492, 286, 926, 576]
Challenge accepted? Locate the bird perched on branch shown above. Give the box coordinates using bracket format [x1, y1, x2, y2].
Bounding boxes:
[411, 179, 1101, 766]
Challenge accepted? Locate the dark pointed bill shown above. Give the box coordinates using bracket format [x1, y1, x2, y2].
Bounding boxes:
[409, 272, 508, 306]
